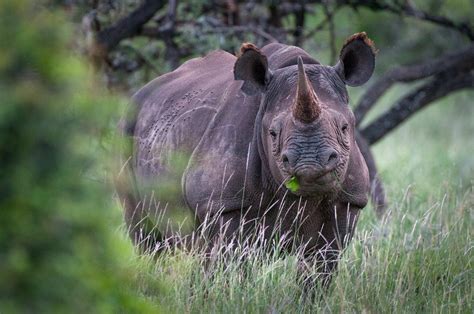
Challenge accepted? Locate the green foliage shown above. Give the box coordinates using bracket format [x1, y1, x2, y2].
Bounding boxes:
[305, 0, 472, 71]
[69, 0, 473, 90]
[285, 176, 300, 193]
[0, 1, 158, 312]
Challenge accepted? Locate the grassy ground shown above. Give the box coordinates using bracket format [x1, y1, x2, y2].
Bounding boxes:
[122, 90, 473, 313]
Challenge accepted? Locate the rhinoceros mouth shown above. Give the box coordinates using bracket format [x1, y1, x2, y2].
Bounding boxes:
[285, 171, 341, 196]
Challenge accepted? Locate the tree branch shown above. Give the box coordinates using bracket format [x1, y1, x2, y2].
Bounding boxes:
[163, 0, 180, 69]
[355, 44, 474, 125]
[360, 68, 474, 144]
[97, 0, 166, 53]
[303, 16, 329, 41]
[323, 1, 337, 64]
[293, 1, 306, 46]
[182, 22, 279, 43]
[400, 1, 474, 41]
[339, 0, 474, 41]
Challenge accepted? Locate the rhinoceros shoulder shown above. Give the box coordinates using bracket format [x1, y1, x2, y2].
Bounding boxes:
[130, 49, 238, 179]
[182, 92, 263, 222]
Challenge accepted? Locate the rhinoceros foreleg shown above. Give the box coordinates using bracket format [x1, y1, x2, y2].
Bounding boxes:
[197, 209, 244, 276]
[298, 203, 360, 290]
[201, 210, 243, 251]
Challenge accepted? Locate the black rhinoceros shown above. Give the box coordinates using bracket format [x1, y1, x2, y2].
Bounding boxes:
[119, 32, 378, 280]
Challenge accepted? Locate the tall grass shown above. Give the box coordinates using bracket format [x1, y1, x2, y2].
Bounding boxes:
[121, 91, 473, 313]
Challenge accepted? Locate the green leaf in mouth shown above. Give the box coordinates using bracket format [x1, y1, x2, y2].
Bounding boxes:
[285, 176, 300, 193]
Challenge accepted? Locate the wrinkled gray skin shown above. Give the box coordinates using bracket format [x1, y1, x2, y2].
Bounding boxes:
[120, 33, 376, 283]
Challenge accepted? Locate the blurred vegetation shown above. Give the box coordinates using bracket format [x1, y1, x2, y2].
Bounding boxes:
[0, 0, 159, 312]
[60, 0, 473, 92]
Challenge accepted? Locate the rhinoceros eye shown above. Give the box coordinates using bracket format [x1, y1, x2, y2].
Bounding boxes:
[269, 129, 277, 139]
[341, 123, 349, 134]
[269, 128, 281, 155]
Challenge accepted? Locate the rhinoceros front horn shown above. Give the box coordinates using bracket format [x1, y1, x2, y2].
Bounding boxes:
[292, 56, 321, 123]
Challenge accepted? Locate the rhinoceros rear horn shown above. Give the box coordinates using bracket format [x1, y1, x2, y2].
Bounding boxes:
[292, 56, 321, 123]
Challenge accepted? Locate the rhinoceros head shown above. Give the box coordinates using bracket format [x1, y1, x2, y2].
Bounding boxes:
[234, 33, 375, 197]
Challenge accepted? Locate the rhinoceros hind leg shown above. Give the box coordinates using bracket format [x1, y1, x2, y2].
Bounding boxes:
[120, 189, 164, 254]
[355, 131, 387, 217]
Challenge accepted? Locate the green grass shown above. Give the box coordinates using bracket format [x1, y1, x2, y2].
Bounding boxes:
[121, 90, 473, 313]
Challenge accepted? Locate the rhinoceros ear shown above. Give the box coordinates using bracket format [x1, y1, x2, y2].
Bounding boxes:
[335, 32, 376, 87]
[234, 43, 272, 95]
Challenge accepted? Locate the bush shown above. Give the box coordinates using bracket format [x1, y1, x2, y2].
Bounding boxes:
[0, 0, 157, 312]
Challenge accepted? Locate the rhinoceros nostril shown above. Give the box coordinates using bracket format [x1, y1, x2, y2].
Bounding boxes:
[282, 154, 290, 167]
[281, 152, 297, 172]
[328, 151, 338, 163]
[323, 149, 339, 170]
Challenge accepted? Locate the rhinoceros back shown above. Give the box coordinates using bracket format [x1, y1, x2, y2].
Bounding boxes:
[131, 50, 237, 180]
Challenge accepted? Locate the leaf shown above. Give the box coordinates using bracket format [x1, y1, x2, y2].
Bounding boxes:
[285, 176, 300, 193]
